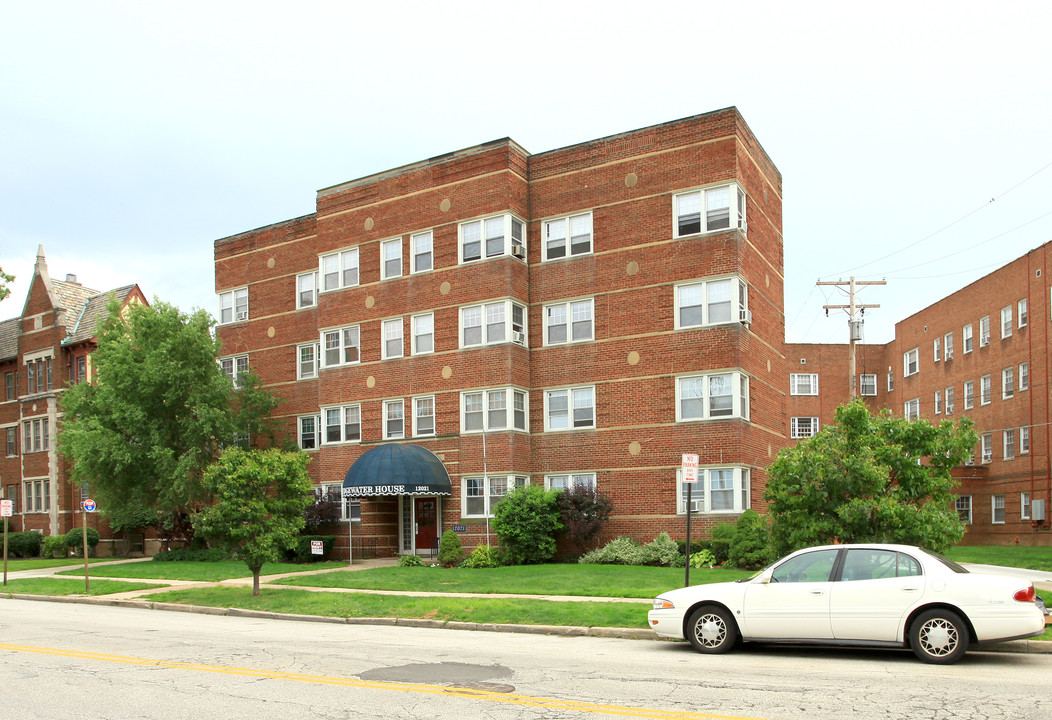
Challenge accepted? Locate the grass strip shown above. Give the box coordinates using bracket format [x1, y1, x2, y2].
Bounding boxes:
[145, 586, 647, 628]
[55, 560, 346, 582]
[2, 578, 167, 596]
[944, 546, 1052, 573]
[1, 558, 131, 572]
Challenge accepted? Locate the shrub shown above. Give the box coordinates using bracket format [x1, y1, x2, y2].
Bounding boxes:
[7, 531, 43, 558]
[492, 484, 563, 565]
[556, 485, 613, 553]
[710, 522, 736, 564]
[152, 547, 230, 562]
[579, 535, 645, 565]
[689, 549, 718, 568]
[397, 554, 424, 567]
[728, 510, 776, 570]
[460, 544, 503, 568]
[285, 535, 337, 563]
[437, 530, 463, 566]
[302, 498, 342, 532]
[641, 532, 681, 567]
[65, 527, 100, 553]
[42, 535, 69, 558]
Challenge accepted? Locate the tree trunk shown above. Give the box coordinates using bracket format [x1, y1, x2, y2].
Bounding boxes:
[253, 570, 261, 596]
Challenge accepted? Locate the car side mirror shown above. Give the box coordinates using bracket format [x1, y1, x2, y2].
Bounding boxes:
[754, 569, 773, 584]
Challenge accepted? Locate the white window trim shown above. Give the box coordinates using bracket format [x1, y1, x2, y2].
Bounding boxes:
[979, 316, 990, 347]
[461, 475, 530, 518]
[860, 374, 877, 396]
[459, 300, 527, 348]
[411, 313, 435, 356]
[1002, 367, 1015, 399]
[981, 433, 993, 464]
[674, 276, 749, 329]
[956, 496, 972, 524]
[964, 380, 975, 410]
[382, 318, 404, 360]
[1018, 298, 1028, 328]
[677, 466, 751, 515]
[296, 271, 318, 309]
[412, 395, 436, 438]
[790, 373, 818, 396]
[319, 247, 360, 292]
[321, 403, 362, 445]
[934, 390, 942, 415]
[943, 332, 953, 360]
[460, 388, 529, 433]
[381, 237, 403, 280]
[541, 211, 594, 261]
[544, 473, 597, 492]
[991, 494, 1005, 525]
[904, 398, 920, 421]
[963, 323, 973, 353]
[219, 354, 249, 387]
[321, 483, 362, 523]
[1003, 428, 1016, 460]
[1021, 491, 1031, 520]
[297, 343, 318, 380]
[384, 399, 405, 440]
[1000, 306, 1013, 339]
[544, 385, 597, 432]
[457, 213, 526, 264]
[903, 348, 919, 377]
[320, 326, 361, 369]
[933, 337, 940, 362]
[543, 298, 595, 345]
[980, 374, 992, 406]
[945, 386, 955, 415]
[1021, 426, 1030, 454]
[1020, 362, 1029, 391]
[790, 417, 819, 439]
[298, 415, 319, 451]
[672, 183, 747, 238]
[217, 287, 248, 325]
[677, 372, 750, 422]
[411, 230, 433, 274]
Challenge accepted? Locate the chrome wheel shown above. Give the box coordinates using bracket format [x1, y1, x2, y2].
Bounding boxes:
[686, 606, 738, 654]
[910, 609, 968, 664]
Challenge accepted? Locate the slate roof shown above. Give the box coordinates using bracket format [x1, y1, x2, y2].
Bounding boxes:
[51, 278, 99, 315]
[64, 285, 137, 345]
[0, 317, 19, 361]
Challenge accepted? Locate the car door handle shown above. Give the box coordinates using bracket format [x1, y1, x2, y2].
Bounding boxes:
[809, 590, 825, 595]
[901, 587, 920, 592]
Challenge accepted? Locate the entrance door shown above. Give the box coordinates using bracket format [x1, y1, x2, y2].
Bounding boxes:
[414, 497, 438, 557]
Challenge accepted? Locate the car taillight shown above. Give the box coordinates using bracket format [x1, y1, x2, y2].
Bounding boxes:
[1013, 586, 1036, 603]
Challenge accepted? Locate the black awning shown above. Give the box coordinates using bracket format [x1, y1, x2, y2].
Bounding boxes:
[341, 444, 452, 497]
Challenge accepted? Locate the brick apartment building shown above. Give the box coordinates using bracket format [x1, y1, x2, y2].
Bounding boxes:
[0, 247, 147, 550]
[214, 108, 787, 557]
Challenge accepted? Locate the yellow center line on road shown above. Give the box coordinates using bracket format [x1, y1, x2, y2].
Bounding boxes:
[0, 642, 767, 720]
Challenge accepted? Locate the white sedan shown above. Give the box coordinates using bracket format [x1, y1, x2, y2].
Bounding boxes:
[648, 544, 1046, 663]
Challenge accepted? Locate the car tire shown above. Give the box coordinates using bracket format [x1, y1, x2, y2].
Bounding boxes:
[686, 605, 738, 654]
[909, 609, 969, 664]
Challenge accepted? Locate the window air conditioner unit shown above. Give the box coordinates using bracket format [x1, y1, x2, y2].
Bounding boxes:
[980, 333, 990, 346]
[234, 311, 248, 322]
[739, 309, 752, 325]
[512, 331, 526, 345]
[963, 457, 974, 466]
[739, 220, 748, 234]
[1032, 499, 1046, 522]
[945, 350, 953, 360]
[511, 243, 525, 259]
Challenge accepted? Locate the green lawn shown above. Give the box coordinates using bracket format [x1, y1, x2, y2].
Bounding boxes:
[1, 557, 130, 572]
[944, 546, 1052, 573]
[55, 560, 346, 582]
[2, 577, 167, 596]
[275, 563, 752, 597]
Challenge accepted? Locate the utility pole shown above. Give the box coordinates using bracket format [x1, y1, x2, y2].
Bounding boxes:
[818, 276, 885, 398]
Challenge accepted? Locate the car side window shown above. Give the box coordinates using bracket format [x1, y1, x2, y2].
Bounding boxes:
[771, 549, 838, 583]
[841, 549, 923, 581]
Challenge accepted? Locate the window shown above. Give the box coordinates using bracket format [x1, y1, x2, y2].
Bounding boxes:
[412, 231, 433, 273]
[320, 248, 359, 291]
[219, 355, 249, 387]
[381, 238, 402, 279]
[384, 399, 405, 439]
[298, 416, 318, 450]
[963, 380, 974, 409]
[856, 374, 876, 396]
[1004, 429, 1016, 460]
[22, 478, 49, 514]
[76, 356, 87, 383]
[678, 466, 750, 514]
[1020, 362, 1029, 391]
[963, 323, 973, 353]
[791, 417, 819, 438]
[1000, 306, 1012, 339]
[25, 357, 52, 394]
[6, 371, 14, 400]
[904, 398, 920, 421]
[956, 496, 972, 524]
[321, 326, 360, 367]
[22, 418, 48, 453]
[1018, 298, 1028, 328]
[408, 313, 435, 355]
[933, 337, 940, 362]
[319, 484, 361, 523]
[460, 388, 528, 433]
[943, 332, 953, 360]
[981, 433, 992, 463]
[218, 287, 248, 324]
[1022, 492, 1031, 520]
[934, 390, 941, 415]
[678, 372, 750, 421]
[674, 183, 747, 237]
[382, 318, 404, 359]
[1021, 426, 1030, 454]
[297, 272, 317, 309]
[840, 549, 921, 581]
[790, 373, 818, 396]
[298, 343, 318, 380]
[945, 386, 955, 414]
[546, 473, 596, 492]
[5, 427, 15, 456]
[980, 374, 991, 405]
[545, 386, 595, 431]
[543, 212, 593, 260]
[544, 299, 594, 344]
[675, 277, 749, 329]
[1002, 367, 1014, 399]
[322, 404, 361, 444]
[903, 348, 919, 377]
[991, 494, 1005, 524]
[460, 301, 526, 347]
[887, 369, 894, 392]
[979, 316, 990, 346]
[413, 396, 435, 437]
[459, 213, 525, 263]
[462, 475, 529, 518]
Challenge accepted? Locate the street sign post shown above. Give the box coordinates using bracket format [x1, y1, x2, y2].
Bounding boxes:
[81, 498, 96, 592]
[1, 499, 12, 586]
[681, 454, 699, 587]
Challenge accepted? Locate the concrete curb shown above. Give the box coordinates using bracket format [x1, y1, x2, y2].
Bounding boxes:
[1, 592, 1044, 649]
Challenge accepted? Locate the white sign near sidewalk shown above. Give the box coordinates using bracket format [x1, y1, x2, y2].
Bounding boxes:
[681, 454, 699, 483]
[0, 500, 12, 517]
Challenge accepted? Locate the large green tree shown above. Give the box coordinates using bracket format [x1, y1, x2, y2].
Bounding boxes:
[0, 265, 13, 302]
[492, 484, 563, 565]
[192, 448, 313, 595]
[764, 399, 977, 554]
[60, 299, 280, 544]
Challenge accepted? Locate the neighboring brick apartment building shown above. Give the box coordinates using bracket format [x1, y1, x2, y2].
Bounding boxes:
[214, 108, 787, 557]
[0, 246, 147, 550]
[786, 245, 1052, 546]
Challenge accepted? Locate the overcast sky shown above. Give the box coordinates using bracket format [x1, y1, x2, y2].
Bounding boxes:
[2, 1, 1050, 345]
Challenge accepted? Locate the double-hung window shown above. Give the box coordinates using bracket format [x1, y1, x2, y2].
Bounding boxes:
[944, 332, 953, 359]
[963, 380, 974, 409]
[1022, 491, 1031, 519]
[218, 287, 248, 324]
[933, 337, 941, 362]
[23, 418, 48, 453]
[298, 415, 319, 450]
[321, 326, 360, 368]
[904, 398, 920, 421]
[542, 212, 593, 260]
[323, 404, 361, 444]
[675, 277, 748, 328]
[384, 399, 405, 439]
[934, 390, 942, 415]
[297, 272, 317, 308]
[544, 299, 594, 344]
[791, 417, 819, 438]
[673, 183, 747, 236]
[981, 433, 993, 463]
[1002, 367, 1014, 399]
[1000, 306, 1012, 338]
[1018, 298, 1028, 328]
[979, 316, 990, 346]
[991, 494, 1005, 524]
[382, 318, 404, 359]
[963, 323, 973, 353]
[459, 214, 525, 263]
[460, 301, 526, 347]
[677, 372, 749, 421]
[461, 388, 528, 432]
[545, 386, 595, 431]
[1020, 362, 1029, 390]
[5, 427, 15, 456]
[413, 396, 435, 437]
[678, 466, 750, 514]
[381, 238, 402, 279]
[462, 475, 528, 518]
[298, 343, 318, 380]
[412, 231, 433, 273]
[1004, 429, 1016, 460]
[956, 496, 972, 523]
[320, 248, 359, 291]
[790, 373, 818, 396]
[5, 371, 13, 400]
[545, 473, 597, 492]
[980, 374, 991, 405]
[903, 348, 919, 377]
[945, 386, 955, 414]
[1021, 426, 1031, 454]
[860, 374, 877, 396]
[411, 313, 434, 355]
[22, 477, 49, 513]
[219, 355, 249, 387]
